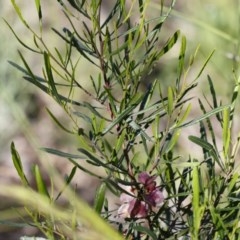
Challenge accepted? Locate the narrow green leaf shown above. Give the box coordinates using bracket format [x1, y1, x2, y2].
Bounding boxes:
[34, 165, 50, 198]
[132, 225, 158, 240]
[198, 99, 217, 151]
[101, 94, 144, 135]
[192, 163, 200, 237]
[9, 60, 76, 87]
[55, 47, 65, 65]
[158, 30, 180, 58]
[68, 158, 102, 178]
[73, 111, 92, 123]
[177, 166, 191, 207]
[83, 102, 111, 121]
[209, 206, 227, 233]
[43, 52, 61, 104]
[167, 86, 174, 114]
[100, 1, 121, 28]
[177, 35, 186, 89]
[35, 0, 42, 21]
[175, 104, 192, 127]
[67, 0, 88, 16]
[188, 136, 215, 155]
[222, 108, 230, 158]
[78, 148, 104, 166]
[230, 131, 240, 164]
[11, 0, 30, 28]
[152, 114, 160, 140]
[173, 104, 231, 130]
[10, 142, 29, 186]
[46, 108, 74, 134]
[137, 79, 158, 121]
[229, 74, 240, 128]
[189, 136, 224, 171]
[128, 120, 152, 141]
[115, 129, 127, 153]
[132, 97, 167, 117]
[207, 75, 220, 122]
[228, 172, 239, 193]
[94, 183, 106, 214]
[195, 50, 215, 80]
[55, 166, 77, 201]
[4, 20, 40, 53]
[164, 129, 181, 153]
[41, 147, 84, 159]
[65, 166, 77, 185]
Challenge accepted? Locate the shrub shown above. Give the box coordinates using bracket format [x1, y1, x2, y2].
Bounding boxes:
[3, 0, 240, 239]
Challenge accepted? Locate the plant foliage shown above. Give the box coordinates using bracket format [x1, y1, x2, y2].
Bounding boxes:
[3, 0, 240, 239]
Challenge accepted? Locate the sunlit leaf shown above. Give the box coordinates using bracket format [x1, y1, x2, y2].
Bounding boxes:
[10, 142, 29, 186]
[11, 0, 30, 28]
[35, 0, 42, 22]
[174, 104, 230, 130]
[94, 183, 106, 214]
[34, 165, 50, 198]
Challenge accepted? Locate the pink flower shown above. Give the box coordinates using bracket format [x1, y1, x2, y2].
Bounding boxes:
[118, 172, 164, 219]
[138, 172, 164, 208]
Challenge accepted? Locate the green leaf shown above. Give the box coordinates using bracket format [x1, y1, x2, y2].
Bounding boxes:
[167, 86, 174, 114]
[175, 104, 192, 127]
[66, 166, 77, 185]
[68, 158, 102, 178]
[4, 20, 40, 53]
[228, 172, 239, 193]
[137, 79, 158, 121]
[195, 50, 215, 80]
[128, 120, 152, 141]
[173, 104, 231, 130]
[46, 108, 74, 134]
[77, 148, 104, 166]
[41, 147, 84, 159]
[35, 0, 42, 22]
[229, 74, 240, 128]
[132, 97, 168, 118]
[11, 0, 30, 29]
[115, 128, 127, 153]
[34, 165, 50, 198]
[188, 136, 224, 171]
[164, 129, 181, 153]
[11, 55, 101, 111]
[177, 35, 186, 89]
[101, 94, 144, 135]
[132, 225, 158, 240]
[55, 165, 77, 201]
[192, 163, 201, 237]
[94, 183, 106, 214]
[66, 0, 88, 16]
[43, 51, 61, 104]
[10, 142, 29, 186]
[207, 75, 221, 122]
[198, 99, 217, 151]
[158, 30, 180, 58]
[83, 102, 110, 121]
[222, 108, 230, 158]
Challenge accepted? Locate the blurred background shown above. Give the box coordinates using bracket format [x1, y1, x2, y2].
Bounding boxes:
[0, 0, 240, 238]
